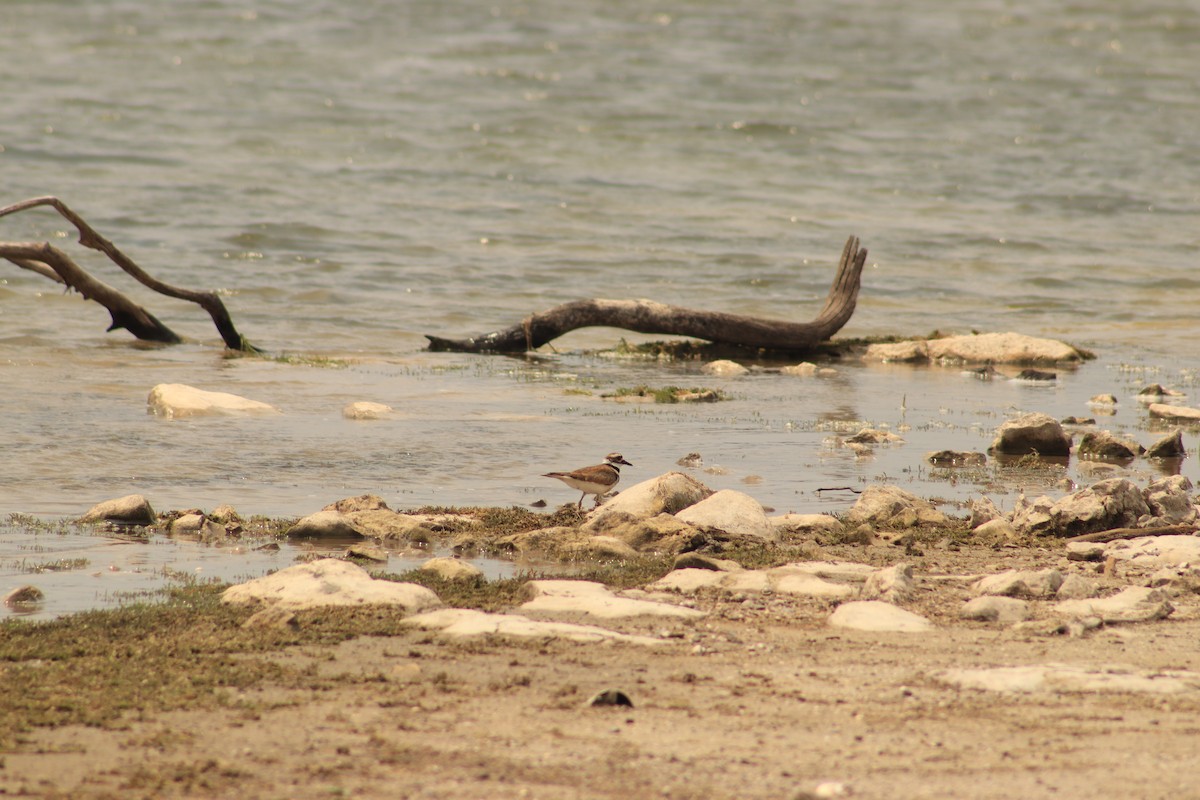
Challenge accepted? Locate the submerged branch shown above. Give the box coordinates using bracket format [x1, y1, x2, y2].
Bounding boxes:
[426, 235, 868, 353]
[0, 196, 258, 351]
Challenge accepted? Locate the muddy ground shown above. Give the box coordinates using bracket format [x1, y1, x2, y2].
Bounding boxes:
[2, 535, 1200, 800]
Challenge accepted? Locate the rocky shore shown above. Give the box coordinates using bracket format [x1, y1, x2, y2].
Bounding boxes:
[7, 451, 1200, 797]
[5, 335, 1200, 798]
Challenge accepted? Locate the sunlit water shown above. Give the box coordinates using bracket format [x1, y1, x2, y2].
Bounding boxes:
[2, 0, 1198, 617]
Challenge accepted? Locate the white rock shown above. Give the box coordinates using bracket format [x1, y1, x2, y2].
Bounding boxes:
[865, 333, 1083, 365]
[521, 580, 704, 620]
[845, 486, 947, 528]
[860, 563, 915, 603]
[287, 510, 367, 538]
[779, 561, 879, 582]
[561, 535, 639, 560]
[345, 509, 438, 541]
[701, 359, 749, 377]
[582, 472, 712, 531]
[1148, 403, 1200, 422]
[403, 608, 665, 646]
[169, 513, 226, 540]
[1102, 535, 1200, 568]
[650, 569, 729, 593]
[1009, 494, 1056, 536]
[1054, 586, 1174, 623]
[934, 664, 1200, 694]
[342, 401, 394, 420]
[80, 494, 156, 525]
[969, 496, 1002, 528]
[221, 559, 441, 611]
[780, 362, 818, 376]
[147, 383, 279, 418]
[603, 514, 699, 551]
[973, 569, 1063, 598]
[715, 570, 773, 593]
[1144, 475, 1197, 525]
[1065, 541, 1106, 561]
[827, 601, 932, 632]
[959, 596, 1031, 624]
[1055, 574, 1099, 600]
[989, 412, 1072, 457]
[1011, 478, 1151, 536]
[648, 563, 860, 599]
[1049, 478, 1150, 535]
[973, 518, 1019, 542]
[420, 557, 484, 581]
[926, 332, 1084, 364]
[768, 570, 856, 599]
[674, 489, 776, 541]
[770, 513, 843, 536]
[863, 340, 930, 362]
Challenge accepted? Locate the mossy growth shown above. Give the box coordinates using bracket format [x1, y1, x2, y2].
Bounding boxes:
[0, 584, 269, 750]
[407, 504, 587, 536]
[605, 385, 727, 403]
[263, 352, 352, 368]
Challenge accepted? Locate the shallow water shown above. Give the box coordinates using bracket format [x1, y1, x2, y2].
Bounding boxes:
[2, 0, 1198, 617]
[0, 519, 529, 623]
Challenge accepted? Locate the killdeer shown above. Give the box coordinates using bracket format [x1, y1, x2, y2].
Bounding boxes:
[542, 453, 632, 509]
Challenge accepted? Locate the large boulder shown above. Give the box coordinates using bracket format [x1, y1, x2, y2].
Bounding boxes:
[286, 510, 367, 538]
[1148, 403, 1200, 423]
[344, 509, 439, 542]
[1146, 430, 1187, 459]
[972, 569, 1063, 598]
[600, 513, 700, 553]
[496, 528, 638, 561]
[865, 332, 1084, 365]
[80, 494, 156, 525]
[674, 489, 776, 541]
[925, 333, 1084, 364]
[1010, 478, 1151, 537]
[1076, 431, 1144, 461]
[147, 383, 279, 418]
[989, 412, 1072, 457]
[1143, 475, 1196, 525]
[582, 472, 712, 532]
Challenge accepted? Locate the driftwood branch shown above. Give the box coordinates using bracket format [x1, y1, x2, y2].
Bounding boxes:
[426, 235, 868, 353]
[0, 196, 257, 352]
[1064, 524, 1197, 544]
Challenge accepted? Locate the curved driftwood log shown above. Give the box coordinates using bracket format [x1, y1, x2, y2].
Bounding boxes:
[426, 235, 867, 353]
[0, 196, 258, 352]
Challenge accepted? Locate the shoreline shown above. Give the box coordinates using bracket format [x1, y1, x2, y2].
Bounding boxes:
[4, 475, 1200, 798]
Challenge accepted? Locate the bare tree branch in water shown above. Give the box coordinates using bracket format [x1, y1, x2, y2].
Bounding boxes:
[426, 235, 868, 354]
[0, 196, 258, 352]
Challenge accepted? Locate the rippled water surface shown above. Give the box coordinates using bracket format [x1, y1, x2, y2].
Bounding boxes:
[2, 0, 1198, 616]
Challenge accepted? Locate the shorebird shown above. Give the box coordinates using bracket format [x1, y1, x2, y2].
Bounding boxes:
[542, 453, 632, 509]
